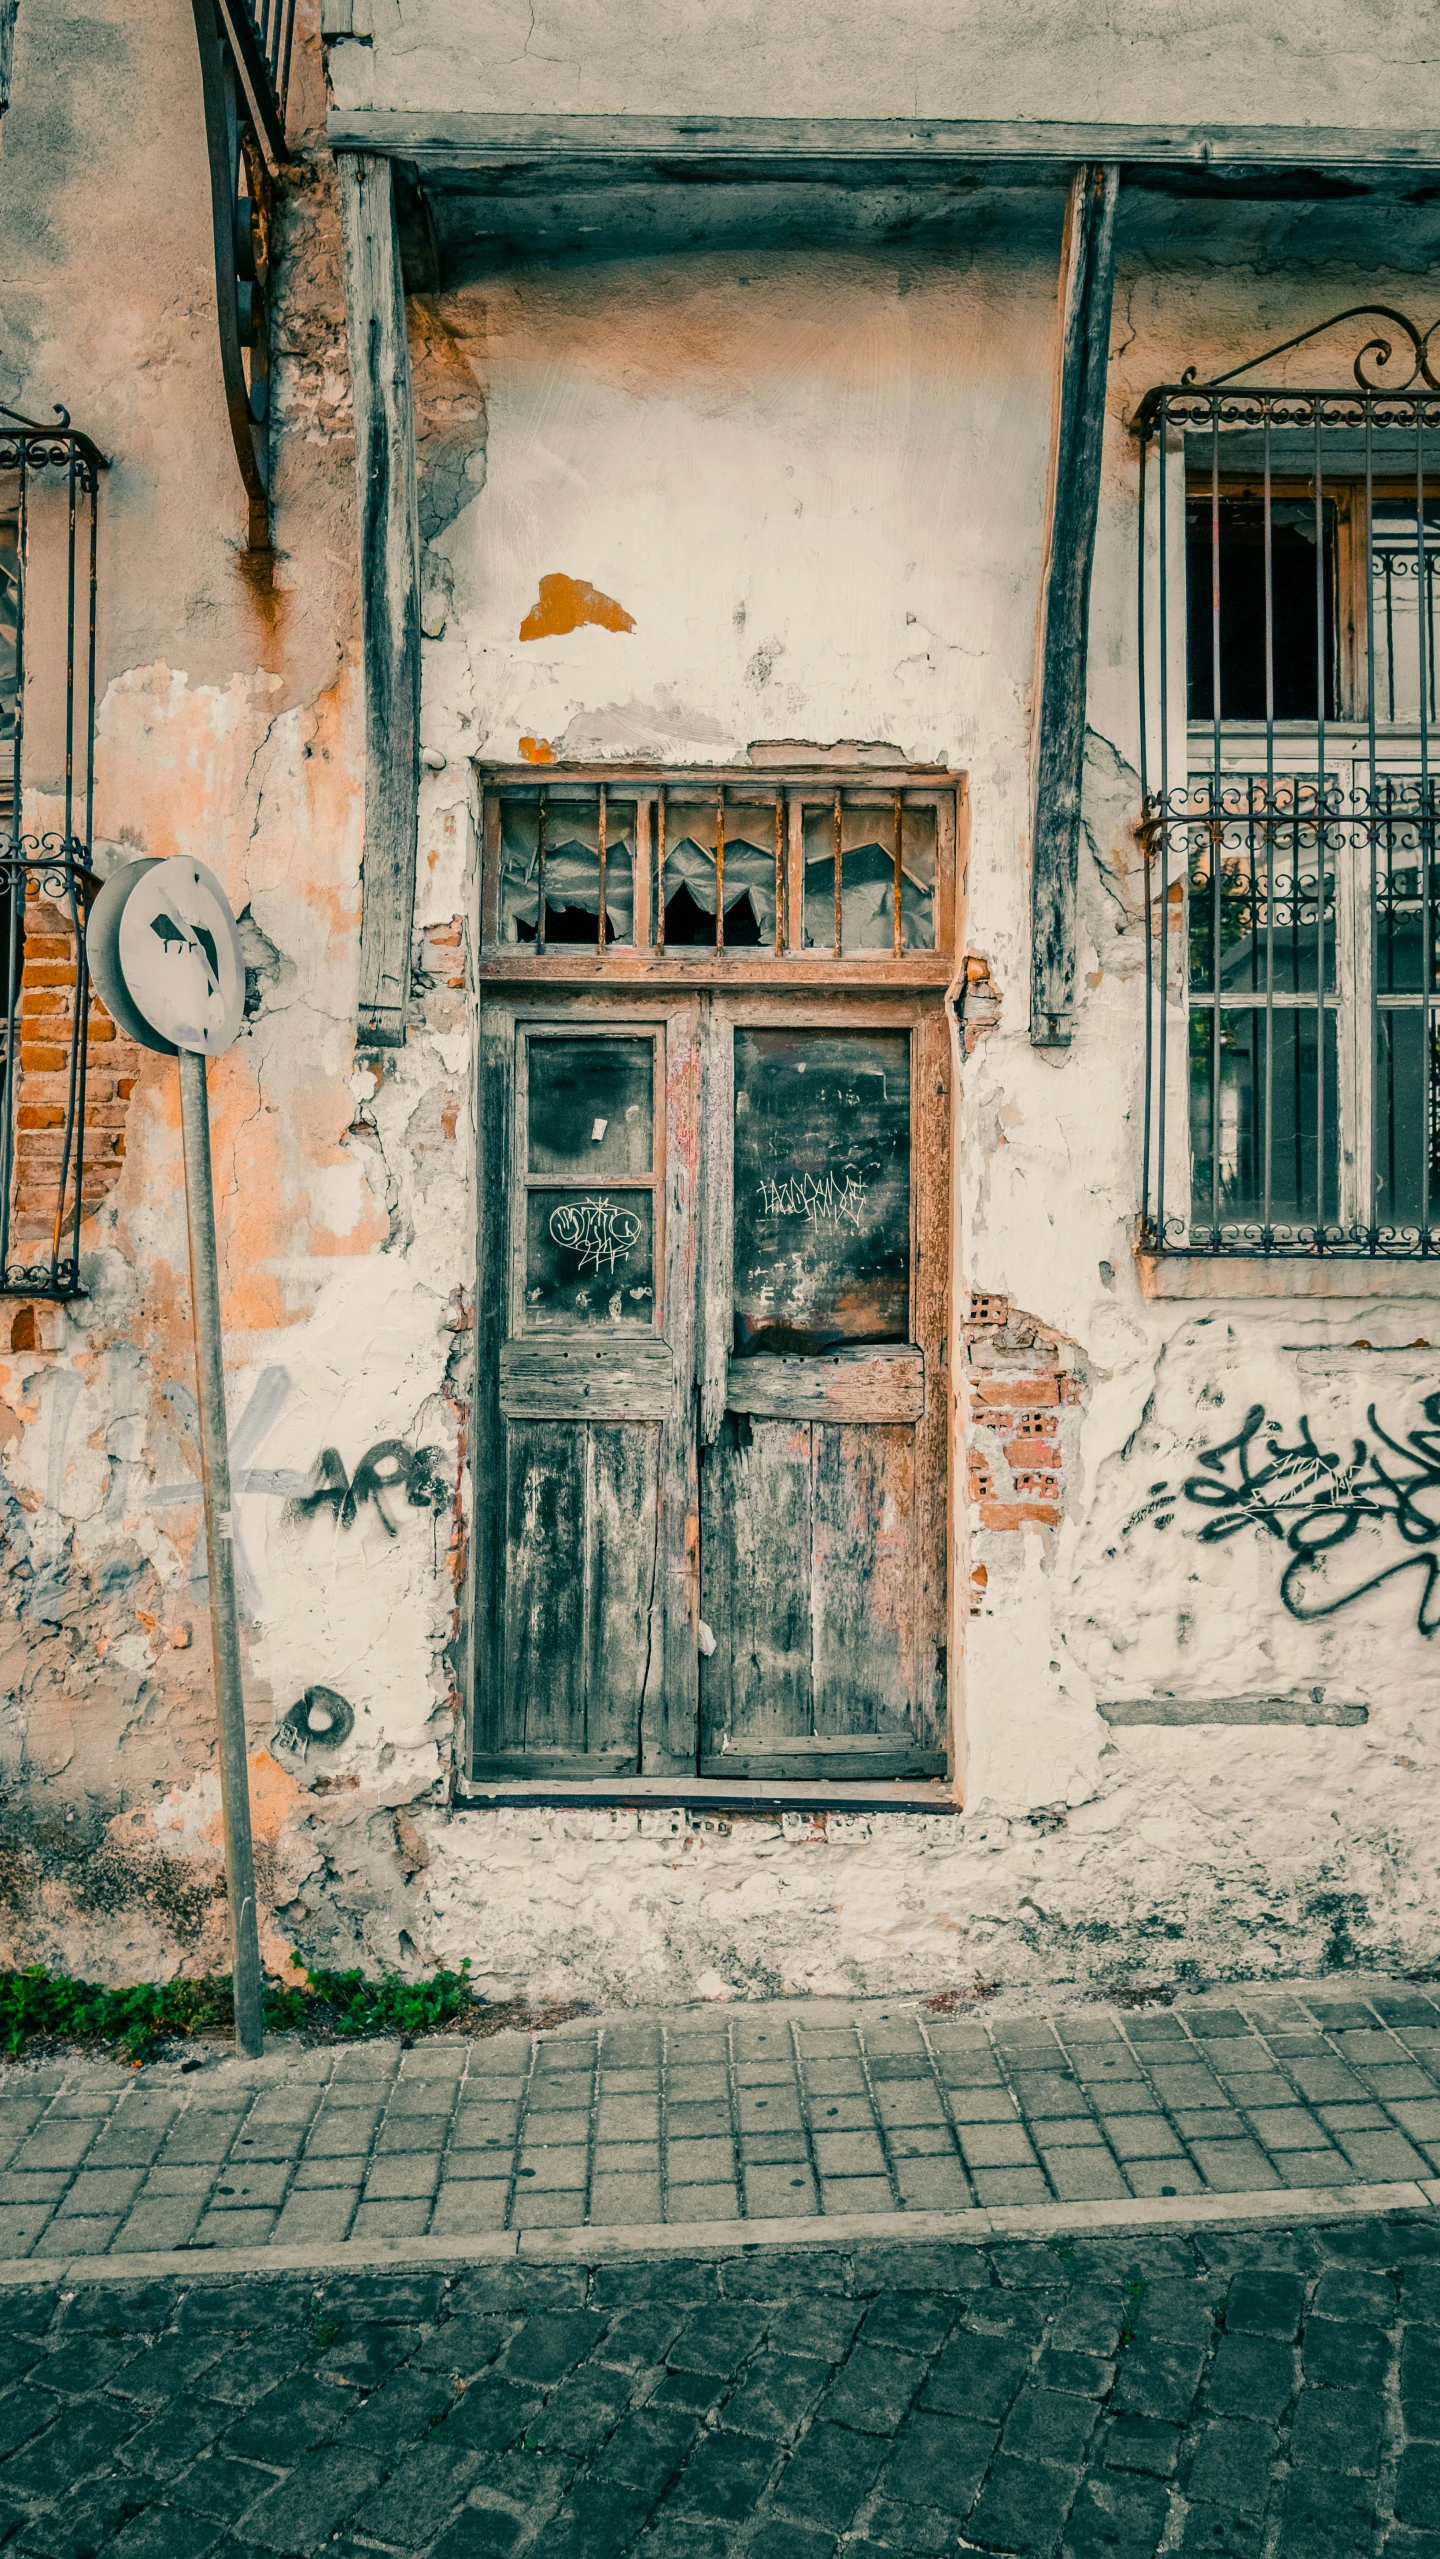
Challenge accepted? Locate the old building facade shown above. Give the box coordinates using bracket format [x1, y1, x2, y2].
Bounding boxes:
[2, 0, 1440, 2002]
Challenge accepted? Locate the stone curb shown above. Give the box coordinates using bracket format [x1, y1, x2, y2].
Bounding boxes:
[1, 2175, 1437, 2290]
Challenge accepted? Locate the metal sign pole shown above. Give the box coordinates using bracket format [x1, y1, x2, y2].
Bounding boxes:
[88, 853, 263, 2059]
[178, 1047, 265, 2058]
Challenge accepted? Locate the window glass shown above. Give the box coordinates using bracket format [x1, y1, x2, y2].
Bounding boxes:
[801, 803, 935, 952]
[1373, 1012, 1440, 1230]
[1188, 1007, 1338, 1231]
[660, 803, 773, 946]
[1370, 499, 1440, 726]
[0, 518, 17, 785]
[1186, 494, 1337, 721]
[500, 797, 638, 945]
[1188, 820, 1336, 998]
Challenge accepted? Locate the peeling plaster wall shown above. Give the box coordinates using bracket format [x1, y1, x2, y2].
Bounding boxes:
[4, 2, 1440, 2003]
[0, 0, 471, 1978]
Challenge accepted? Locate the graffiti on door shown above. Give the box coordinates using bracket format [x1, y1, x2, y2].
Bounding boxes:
[548, 1195, 643, 1275]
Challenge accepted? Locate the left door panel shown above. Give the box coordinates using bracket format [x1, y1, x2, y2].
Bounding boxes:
[471, 1002, 701, 1776]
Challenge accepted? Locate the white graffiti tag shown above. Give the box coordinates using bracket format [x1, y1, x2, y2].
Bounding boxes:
[758, 1169, 868, 1232]
[549, 1195, 643, 1275]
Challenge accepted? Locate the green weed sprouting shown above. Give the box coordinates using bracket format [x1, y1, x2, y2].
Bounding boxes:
[0, 1955, 475, 2064]
[1119, 2272, 1148, 2345]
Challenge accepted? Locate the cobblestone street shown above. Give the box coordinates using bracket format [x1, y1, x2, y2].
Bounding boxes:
[5, 1983, 1440, 2265]
[1, 2207, 1438, 2557]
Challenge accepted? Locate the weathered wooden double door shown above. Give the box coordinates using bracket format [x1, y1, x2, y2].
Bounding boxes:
[471, 994, 950, 1781]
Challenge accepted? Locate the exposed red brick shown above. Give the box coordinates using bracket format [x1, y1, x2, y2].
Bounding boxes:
[972, 1374, 1059, 1406]
[978, 1498, 1062, 1530]
[1004, 1437, 1060, 1469]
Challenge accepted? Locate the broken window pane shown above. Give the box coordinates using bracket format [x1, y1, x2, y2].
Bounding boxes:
[660, 800, 776, 946]
[801, 800, 935, 951]
[499, 794, 638, 944]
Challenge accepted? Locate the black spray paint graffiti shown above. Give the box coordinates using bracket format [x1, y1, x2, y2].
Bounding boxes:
[285, 1442, 451, 1537]
[1120, 1395, 1440, 1634]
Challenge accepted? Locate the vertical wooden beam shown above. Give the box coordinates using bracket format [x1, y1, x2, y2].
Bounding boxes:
[0, 0, 17, 113]
[337, 151, 421, 1047]
[1030, 163, 1120, 1048]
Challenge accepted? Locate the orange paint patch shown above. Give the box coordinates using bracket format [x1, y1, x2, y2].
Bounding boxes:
[245, 1748, 304, 1844]
[519, 573, 635, 641]
[519, 736, 556, 765]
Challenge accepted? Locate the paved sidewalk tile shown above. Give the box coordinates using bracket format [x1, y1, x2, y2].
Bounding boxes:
[6, 1975, 1440, 2257]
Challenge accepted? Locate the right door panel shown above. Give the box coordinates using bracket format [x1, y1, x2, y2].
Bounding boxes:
[699, 1005, 950, 1781]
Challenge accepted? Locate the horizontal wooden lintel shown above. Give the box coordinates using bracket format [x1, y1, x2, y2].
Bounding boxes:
[479, 953, 953, 989]
[1100, 1697, 1367, 1727]
[328, 112, 1440, 180]
[478, 762, 958, 790]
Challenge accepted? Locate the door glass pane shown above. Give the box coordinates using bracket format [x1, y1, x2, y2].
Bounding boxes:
[732, 1027, 910, 1356]
[524, 1189, 655, 1327]
[528, 1037, 654, 1174]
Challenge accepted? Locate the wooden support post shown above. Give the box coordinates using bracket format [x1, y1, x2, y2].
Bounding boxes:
[1029, 162, 1120, 1048]
[337, 151, 421, 1047]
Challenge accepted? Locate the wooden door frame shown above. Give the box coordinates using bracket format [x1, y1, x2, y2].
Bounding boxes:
[466, 982, 960, 1790]
[464, 759, 968, 1798]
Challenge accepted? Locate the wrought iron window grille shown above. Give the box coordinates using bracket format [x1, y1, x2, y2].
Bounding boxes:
[191, 0, 297, 550]
[1135, 307, 1440, 1258]
[0, 401, 104, 1300]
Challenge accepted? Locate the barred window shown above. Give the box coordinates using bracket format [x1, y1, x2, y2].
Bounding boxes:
[1137, 313, 1440, 1255]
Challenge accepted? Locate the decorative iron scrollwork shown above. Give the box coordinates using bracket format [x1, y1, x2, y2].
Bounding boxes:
[1137, 305, 1440, 432]
[1188, 305, 1440, 398]
[191, 0, 295, 550]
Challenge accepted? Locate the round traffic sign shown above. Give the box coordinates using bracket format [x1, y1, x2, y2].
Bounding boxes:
[87, 856, 246, 1057]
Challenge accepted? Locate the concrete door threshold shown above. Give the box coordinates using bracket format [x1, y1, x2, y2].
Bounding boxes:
[3, 2174, 1437, 2291]
[455, 1777, 959, 1813]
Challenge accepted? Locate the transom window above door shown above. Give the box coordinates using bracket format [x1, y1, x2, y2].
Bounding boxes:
[476, 763, 960, 984]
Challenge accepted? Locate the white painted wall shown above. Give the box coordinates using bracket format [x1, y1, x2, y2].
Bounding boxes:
[386, 228, 1440, 2001]
[332, 0, 1440, 130]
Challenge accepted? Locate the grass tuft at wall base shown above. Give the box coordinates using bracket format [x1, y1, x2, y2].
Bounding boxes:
[0, 1956, 493, 2062]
